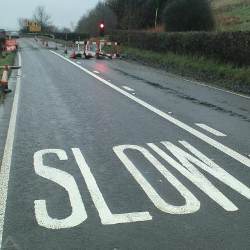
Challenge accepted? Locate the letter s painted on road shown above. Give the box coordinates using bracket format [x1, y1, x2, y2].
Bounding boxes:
[33, 149, 87, 229]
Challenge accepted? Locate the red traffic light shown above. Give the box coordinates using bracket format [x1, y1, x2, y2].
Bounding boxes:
[99, 22, 105, 36]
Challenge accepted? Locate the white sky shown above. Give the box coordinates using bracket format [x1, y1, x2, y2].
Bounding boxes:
[1, 0, 100, 30]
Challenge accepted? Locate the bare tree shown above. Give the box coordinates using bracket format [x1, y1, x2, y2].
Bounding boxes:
[33, 6, 51, 31]
[18, 18, 28, 32]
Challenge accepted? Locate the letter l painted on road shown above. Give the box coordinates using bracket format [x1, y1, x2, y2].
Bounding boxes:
[72, 148, 152, 225]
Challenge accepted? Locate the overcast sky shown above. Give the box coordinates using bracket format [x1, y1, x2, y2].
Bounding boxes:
[1, 0, 100, 30]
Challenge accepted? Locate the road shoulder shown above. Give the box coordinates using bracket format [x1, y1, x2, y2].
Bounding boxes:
[0, 55, 19, 167]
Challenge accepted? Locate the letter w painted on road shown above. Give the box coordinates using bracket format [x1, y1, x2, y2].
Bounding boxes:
[148, 141, 250, 211]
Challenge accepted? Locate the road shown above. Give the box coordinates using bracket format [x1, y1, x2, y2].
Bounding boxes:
[0, 38, 249, 250]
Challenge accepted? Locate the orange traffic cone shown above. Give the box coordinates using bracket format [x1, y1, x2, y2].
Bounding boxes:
[0, 65, 11, 93]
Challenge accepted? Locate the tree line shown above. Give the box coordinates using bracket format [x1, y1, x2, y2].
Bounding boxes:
[76, 0, 215, 35]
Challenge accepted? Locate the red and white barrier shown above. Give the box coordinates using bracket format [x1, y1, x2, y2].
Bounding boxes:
[75, 39, 121, 60]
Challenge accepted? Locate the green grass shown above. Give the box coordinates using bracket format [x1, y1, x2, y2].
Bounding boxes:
[212, 0, 250, 10]
[0, 52, 16, 76]
[217, 5, 250, 31]
[122, 46, 250, 94]
[212, 0, 250, 31]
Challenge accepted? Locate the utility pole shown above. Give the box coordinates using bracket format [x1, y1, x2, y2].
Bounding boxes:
[155, 7, 159, 29]
[154, 0, 160, 29]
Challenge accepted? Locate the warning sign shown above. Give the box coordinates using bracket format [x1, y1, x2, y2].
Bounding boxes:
[5, 39, 17, 51]
[26, 20, 41, 33]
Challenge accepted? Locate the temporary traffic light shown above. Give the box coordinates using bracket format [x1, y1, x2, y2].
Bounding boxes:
[99, 22, 105, 37]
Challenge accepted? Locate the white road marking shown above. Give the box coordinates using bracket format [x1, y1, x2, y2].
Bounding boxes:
[50, 51, 250, 168]
[183, 78, 250, 99]
[34, 150, 87, 229]
[77, 61, 81, 64]
[149, 141, 250, 211]
[122, 86, 135, 92]
[0, 53, 22, 247]
[72, 148, 152, 225]
[195, 123, 226, 137]
[113, 145, 200, 214]
[93, 70, 100, 74]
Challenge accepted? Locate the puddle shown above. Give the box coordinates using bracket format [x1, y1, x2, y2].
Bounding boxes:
[114, 68, 250, 122]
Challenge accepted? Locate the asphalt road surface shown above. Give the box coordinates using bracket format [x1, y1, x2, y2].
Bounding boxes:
[0, 38, 249, 250]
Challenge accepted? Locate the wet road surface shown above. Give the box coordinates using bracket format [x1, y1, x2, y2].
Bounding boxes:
[0, 38, 250, 250]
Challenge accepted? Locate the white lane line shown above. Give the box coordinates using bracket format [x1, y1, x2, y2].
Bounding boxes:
[0, 52, 22, 247]
[184, 78, 250, 100]
[122, 86, 135, 92]
[76, 61, 81, 64]
[195, 123, 226, 137]
[93, 70, 100, 74]
[50, 50, 250, 168]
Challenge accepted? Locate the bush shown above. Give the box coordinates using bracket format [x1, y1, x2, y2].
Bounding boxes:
[110, 30, 250, 66]
[163, 0, 215, 31]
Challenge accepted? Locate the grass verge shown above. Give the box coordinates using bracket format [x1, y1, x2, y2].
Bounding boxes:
[121, 46, 250, 95]
[0, 52, 16, 76]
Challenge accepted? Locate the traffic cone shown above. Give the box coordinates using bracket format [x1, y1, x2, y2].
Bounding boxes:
[0, 65, 11, 93]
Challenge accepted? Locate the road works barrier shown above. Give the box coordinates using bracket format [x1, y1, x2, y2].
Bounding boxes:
[71, 39, 121, 60]
[4, 40, 18, 52]
[97, 40, 121, 59]
[0, 65, 21, 93]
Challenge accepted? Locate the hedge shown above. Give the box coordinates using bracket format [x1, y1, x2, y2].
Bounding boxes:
[110, 30, 250, 66]
[53, 32, 89, 41]
[22, 32, 90, 42]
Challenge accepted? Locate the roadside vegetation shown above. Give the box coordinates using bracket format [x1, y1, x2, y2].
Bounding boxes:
[212, 0, 250, 31]
[0, 52, 16, 96]
[122, 46, 250, 94]
[0, 52, 16, 77]
[75, 0, 250, 33]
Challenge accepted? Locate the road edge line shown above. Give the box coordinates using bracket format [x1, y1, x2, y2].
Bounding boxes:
[0, 52, 22, 248]
[183, 78, 250, 100]
[49, 50, 250, 168]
